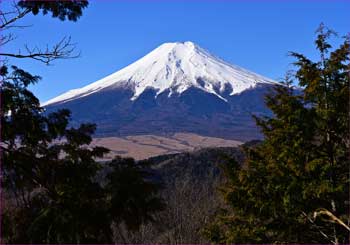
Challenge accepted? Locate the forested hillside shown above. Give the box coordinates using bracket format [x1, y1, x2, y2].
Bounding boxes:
[111, 146, 247, 243]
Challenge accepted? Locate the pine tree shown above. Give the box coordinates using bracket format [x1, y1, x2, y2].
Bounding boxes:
[204, 24, 349, 244]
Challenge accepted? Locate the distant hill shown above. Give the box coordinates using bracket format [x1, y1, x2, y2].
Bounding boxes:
[112, 145, 250, 243]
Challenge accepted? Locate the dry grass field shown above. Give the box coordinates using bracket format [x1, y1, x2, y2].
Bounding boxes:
[92, 133, 242, 160]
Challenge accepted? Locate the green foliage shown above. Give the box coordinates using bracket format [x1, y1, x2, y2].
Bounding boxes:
[1, 64, 164, 243]
[1, 1, 164, 242]
[18, 0, 89, 21]
[107, 157, 165, 231]
[205, 25, 349, 243]
[1, 65, 107, 243]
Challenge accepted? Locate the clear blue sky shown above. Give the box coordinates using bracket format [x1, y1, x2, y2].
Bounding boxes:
[2, 0, 349, 103]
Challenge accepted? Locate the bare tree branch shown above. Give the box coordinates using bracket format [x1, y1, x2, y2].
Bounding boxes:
[0, 8, 31, 30]
[0, 33, 17, 46]
[302, 211, 336, 244]
[0, 36, 80, 65]
[313, 208, 350, 232]
[0, 2, 82, 65]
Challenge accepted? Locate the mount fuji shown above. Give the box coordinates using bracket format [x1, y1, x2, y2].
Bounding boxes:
[44, 41, 279, 141]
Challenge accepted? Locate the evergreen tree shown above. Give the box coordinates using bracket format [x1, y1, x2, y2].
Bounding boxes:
[1, 65, 164, 243]
[204, 25, 349, 244]
[107, 157, 165, 231]
[1, 65, 109, 243]
[1, 1, 164, 243]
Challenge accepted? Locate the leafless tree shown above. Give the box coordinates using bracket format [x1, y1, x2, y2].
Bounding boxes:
[111, 165, 225, 244]
[0, 1, 79, 65]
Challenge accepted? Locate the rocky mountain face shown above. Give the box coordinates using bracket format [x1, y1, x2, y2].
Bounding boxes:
[44, 41, 279, 141]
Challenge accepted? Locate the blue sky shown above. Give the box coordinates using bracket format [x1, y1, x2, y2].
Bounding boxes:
[2, 0, 349, 102]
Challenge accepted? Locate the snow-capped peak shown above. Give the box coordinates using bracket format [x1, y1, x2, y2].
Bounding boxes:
[43, 41, 277, 106]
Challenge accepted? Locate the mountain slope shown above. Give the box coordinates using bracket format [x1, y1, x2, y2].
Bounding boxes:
[44, 41, 279, 141]
[43, 41, 276, 105]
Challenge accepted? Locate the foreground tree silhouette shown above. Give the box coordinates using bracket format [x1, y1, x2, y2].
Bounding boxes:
[204, 25, 349, 244]
[1, 66, 111, 242]
[1, 1, 164, 243]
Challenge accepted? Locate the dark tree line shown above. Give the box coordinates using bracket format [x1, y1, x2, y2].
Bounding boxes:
[1, 1, 164, 243]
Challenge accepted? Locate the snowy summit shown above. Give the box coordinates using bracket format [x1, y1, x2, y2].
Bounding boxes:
[43, 41, 277, 106]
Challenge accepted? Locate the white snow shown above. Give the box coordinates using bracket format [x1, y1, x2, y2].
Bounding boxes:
[43, 41, 277, 106]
